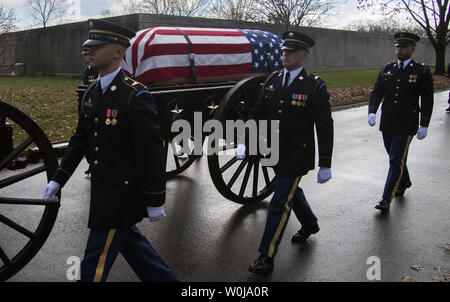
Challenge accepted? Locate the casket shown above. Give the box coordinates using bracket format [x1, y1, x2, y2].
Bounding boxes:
[122, 27, 283, 86]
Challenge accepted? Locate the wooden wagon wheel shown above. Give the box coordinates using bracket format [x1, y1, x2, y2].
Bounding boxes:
[0, 101, 60, 281]
[164, 136, 198, 178]
[207, 75, 276, 204]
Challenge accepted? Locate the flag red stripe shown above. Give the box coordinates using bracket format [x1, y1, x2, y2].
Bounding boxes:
[141, 43, 251, 61]
[132, 28, 154, 74]
[136, 63, 252, 84]
[141, 28, 245, 37]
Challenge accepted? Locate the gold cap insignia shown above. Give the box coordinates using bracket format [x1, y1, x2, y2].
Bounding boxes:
[289, 32, 294, 38]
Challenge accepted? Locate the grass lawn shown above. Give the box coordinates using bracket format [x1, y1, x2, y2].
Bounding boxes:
[1, 70, 449, 144]
[316, 69, 379, 88]
[0, 76, 80, 144]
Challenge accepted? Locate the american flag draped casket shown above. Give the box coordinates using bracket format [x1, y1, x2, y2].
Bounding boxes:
[122, 27, 284, 86]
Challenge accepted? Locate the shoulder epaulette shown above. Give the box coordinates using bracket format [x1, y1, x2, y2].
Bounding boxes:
[123, 76, 147, 90]
[307, 73, 322, 82]
[123, 76, 150, 96]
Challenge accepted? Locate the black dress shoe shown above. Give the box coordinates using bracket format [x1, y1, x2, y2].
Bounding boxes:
[291, 223, 320, 243]
[446, 105, 450, 112]
[395, 181, 412, 197]
[375, 199, 391, 212]
[248, 255, 273, 275]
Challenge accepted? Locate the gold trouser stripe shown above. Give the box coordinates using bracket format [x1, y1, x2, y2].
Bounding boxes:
[57, 167, 71, 176]
[389, 135, 413, 201]
[268, 176, 301, 258]
[93, 229, 116, 282]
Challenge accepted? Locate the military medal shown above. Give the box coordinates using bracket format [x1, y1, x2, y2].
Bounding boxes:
[292, 94, 308, 107]
[111, 110, 118, 126]
[105, 109, 118, 126]
[409, 74, 417, 83]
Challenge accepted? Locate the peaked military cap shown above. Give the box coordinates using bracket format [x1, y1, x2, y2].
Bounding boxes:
[394, 32, 420, 47]
[281, 31, 315, 52]
[83, 19, 136, 48]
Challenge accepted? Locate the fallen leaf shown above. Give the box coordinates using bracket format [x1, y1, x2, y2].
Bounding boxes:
[402, 276, 413, 282]
[431, 275, 444, 282]
[438, 244, 450, 254]
[410, 264, 424, 271]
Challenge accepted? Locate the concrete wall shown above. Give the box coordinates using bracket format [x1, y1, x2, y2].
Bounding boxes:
[0, 13, 447, 76]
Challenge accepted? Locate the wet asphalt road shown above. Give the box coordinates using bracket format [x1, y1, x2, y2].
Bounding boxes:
[1, 90, 449, 282]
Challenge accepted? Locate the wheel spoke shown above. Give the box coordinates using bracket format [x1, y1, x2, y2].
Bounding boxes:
[218, 143, 236, 152]
[0, 137, 34, 171]
[239, 158, 253, 197]
[0, 165, 46, 190]
[231, 104, 245, 120]
[0, 197, 58, 206]
[262, 165, 271, 187]
[226, 157, 249, 189]
[252, 159, 259, 197]
[0, 213, 36, 239]
[220, 156, 238, 173]
[0, 245, 10, 265]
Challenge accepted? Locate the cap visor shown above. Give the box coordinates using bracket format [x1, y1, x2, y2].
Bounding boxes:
[82, 39, 109, 47]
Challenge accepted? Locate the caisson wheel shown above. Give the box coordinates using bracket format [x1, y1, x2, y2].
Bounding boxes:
[0, 101, 60, 281]
[207, 75, 276, 204]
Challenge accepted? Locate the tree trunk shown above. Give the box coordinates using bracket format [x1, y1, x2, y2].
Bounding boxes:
[432, 22, 448, 75]
[433, 39, 447, 75]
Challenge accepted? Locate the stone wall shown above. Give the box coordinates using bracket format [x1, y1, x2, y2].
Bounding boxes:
[0, 13, 447, 76]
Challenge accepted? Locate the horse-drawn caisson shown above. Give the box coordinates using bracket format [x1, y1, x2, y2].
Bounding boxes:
[0, 26, 283, 280]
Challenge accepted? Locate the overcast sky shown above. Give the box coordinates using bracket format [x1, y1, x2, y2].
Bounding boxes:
[4, 0, 412, 31]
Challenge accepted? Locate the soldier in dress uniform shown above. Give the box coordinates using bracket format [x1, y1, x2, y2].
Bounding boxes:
[81, 49, 98, 86]
[80, 49, 98, 176]
[238, 31, 334, 275]
[368, 32, 434, 212]
[42, 19, 177, 282]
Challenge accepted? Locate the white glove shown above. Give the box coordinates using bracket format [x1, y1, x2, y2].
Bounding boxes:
[43, 180, 60, 202]
[146, 206, 166, 222]
[416, 127, 428, 140]
[236, 144, 246, 160]
[317, 167, 332, 184]
[368, 113, 376, 127]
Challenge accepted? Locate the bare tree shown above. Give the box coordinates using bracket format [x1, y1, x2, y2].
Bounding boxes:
[346, 18, 426, 36]
[120, 0, 210, 16]
[0, 2, 16, 34]
[27, 0, 69, 28]
[0, 2, 17, 67]
[358, 0, 450, 74]
[209, 0, 258, 21]
[254, 0, 345, 31]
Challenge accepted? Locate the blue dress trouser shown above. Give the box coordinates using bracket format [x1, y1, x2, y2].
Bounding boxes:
[258, 176, 318, 259]
[381, 133, 413, 201]
[80, 225, 176, 282]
